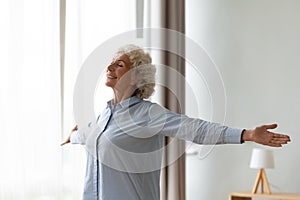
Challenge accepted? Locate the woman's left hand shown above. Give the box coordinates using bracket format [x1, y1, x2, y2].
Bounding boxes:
[242, 123, 291, 147]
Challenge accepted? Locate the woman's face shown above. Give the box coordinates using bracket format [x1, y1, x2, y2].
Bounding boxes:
[105, 53, 133, 89]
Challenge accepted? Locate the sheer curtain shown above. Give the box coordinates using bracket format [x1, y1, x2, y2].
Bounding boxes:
[62, 0, 135, 199]
[0, 0, 62, 199]
[0, 0, 135, 199]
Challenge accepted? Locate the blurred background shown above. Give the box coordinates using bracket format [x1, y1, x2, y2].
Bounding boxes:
[185, 0, 300, 199]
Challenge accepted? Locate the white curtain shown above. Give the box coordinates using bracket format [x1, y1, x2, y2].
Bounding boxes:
[0, 0, 62, 199]
[0, 0, 135, 199]
[62, 0, 136, 199]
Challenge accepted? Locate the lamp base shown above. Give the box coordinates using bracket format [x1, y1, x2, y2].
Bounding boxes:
[252, 168, 271, 194]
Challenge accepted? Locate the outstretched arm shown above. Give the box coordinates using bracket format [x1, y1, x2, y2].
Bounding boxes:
[61, 125, 78, 146]
[242, 123, 291, 147]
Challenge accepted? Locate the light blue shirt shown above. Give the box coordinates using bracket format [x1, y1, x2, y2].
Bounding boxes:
[71, 96, 243, 200]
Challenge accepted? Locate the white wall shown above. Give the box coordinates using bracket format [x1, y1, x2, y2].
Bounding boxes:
[185, 0, 300, 199]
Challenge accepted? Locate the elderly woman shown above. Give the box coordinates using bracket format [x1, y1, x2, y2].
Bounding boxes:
[61, 45, 290, 200]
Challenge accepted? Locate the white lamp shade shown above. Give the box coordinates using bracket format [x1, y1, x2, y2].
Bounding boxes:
[250, 148, 274, 169]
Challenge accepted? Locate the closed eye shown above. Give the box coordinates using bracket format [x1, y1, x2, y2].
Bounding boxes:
[110, 62, 123, 67]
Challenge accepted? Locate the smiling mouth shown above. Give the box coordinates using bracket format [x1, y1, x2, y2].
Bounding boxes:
[107, 75, 117, 79]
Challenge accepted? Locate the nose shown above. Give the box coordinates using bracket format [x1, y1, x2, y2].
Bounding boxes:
[107, 64, 115, 72]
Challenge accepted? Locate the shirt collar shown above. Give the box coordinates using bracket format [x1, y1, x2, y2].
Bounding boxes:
[107, 96, 142, 110]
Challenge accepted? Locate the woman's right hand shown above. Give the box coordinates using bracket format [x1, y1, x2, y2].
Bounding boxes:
[61, 125, 78, 146]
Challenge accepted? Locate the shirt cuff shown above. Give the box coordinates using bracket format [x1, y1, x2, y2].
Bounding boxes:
[223, 127, 244, 144]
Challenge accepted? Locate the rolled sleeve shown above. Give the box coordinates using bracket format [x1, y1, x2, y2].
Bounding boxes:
[70, 131, 83, 144]
[70, 122, 93, 145]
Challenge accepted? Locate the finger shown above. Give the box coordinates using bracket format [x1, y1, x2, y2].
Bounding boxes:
[263, 123, 278, 130]
[269, 136, 290, 145]
[273, 140, 289, 145]
[273, 137, 290, 141]
[267, 139, 283, 147]
[269, 133, 291, 142]
[268, 143, 282, 147]
[270, 139, 289, 144]
[273, 135, 291, 141]
[272, 134, 289, 138]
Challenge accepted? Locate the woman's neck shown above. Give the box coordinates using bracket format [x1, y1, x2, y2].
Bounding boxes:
[113, 87, 135, 105]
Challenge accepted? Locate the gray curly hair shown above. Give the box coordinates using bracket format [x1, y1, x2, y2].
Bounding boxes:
[115, 44, 156, 99]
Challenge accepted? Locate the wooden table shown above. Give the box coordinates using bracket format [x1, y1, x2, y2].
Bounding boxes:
[229, 191, 300, 200]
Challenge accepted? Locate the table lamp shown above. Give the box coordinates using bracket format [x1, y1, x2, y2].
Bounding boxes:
[249, 148, 274, 194]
